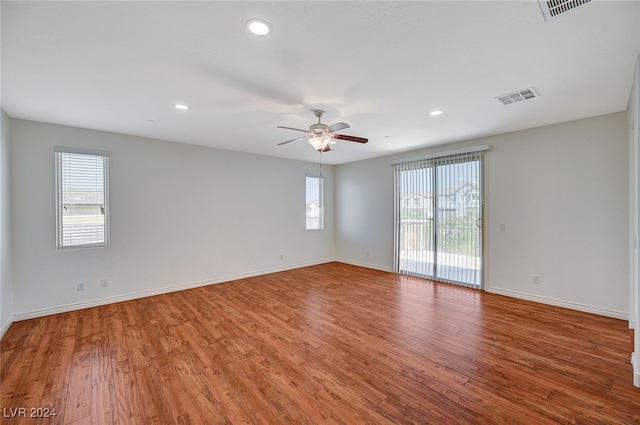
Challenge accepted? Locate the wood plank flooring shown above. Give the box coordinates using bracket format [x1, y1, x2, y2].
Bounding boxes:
[1, 262, 639, 424]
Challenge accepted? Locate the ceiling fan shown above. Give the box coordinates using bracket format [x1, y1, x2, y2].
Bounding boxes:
[277, 109, 368, 152]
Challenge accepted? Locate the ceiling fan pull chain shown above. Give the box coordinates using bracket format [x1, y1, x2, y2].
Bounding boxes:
[319, 151, 323, 177]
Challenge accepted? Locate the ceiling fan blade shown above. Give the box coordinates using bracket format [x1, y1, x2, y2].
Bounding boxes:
[333, 134, 368, 144]
[277, 125, 310, 133]
[327, 122, 350, 133]
[277, 136, 309, 146]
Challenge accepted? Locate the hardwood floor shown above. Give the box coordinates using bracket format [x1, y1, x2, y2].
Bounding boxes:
[1, 262, 638, 424]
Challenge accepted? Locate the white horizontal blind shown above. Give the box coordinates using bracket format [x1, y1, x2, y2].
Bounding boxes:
[394, 150, 484, 288]
[306, 175, 323, 230]
[55, 149, 110, 249]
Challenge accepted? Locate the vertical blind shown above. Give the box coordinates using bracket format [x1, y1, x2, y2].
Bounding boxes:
[55, 148, 110, 249]
[394, 149, 485, 288]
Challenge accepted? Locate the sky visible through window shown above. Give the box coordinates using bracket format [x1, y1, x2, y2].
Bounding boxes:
[400, 161, 479, 197]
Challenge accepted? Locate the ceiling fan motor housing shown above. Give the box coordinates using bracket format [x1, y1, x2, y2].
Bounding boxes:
[310, 123, 329, 133]
[310, 110, 328, 133]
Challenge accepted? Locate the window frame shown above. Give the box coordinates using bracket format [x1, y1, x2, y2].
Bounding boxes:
[55, 147, 110, 250]
[305, 174, 324, 231]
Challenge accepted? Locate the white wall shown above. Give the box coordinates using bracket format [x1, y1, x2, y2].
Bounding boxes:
[10, 119, 334, 319]
[334, 156, 395, 272]
[0, 110, 13, 336]
[336, 112, 629, 319]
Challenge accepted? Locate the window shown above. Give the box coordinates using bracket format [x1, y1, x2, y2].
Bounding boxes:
[55, 147, 110, 249]
[305, 175, 323, 230]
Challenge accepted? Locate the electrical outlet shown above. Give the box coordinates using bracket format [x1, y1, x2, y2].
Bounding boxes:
[532, 275, 540, 284]
[366, 251, 370, 257]
[499, 224, 506, 231]
[101, 279, 108, 288]
[279, 254, 284, 261]
[77, 282, 85, 291]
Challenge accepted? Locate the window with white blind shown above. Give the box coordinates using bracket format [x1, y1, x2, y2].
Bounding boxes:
[306, 175, 323, 230]
[55, 147, 110, 249]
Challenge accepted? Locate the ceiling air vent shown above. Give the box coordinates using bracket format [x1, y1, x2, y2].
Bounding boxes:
[538, 0, 592, 21]
[495, 88, 539, 106]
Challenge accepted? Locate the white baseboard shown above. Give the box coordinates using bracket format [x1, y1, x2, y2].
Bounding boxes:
[0, 315, 13, 339]
[632, 352, 640, 388]
[488, 286, 628, 320]
[334, 258, 393, 273]
[12, 258, 334, 322]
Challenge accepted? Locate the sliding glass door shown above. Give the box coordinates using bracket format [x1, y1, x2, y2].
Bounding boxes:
[394, 151, 484, 289]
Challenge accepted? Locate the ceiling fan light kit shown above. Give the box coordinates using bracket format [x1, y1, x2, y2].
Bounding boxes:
[308, 136, 332, 152]
[277, 109, 368, 153]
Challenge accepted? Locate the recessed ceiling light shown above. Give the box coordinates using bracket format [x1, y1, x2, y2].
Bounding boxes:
[174, 104, 189, 110]
[429, 110, 443, 116]
[247, 19, 270, 36]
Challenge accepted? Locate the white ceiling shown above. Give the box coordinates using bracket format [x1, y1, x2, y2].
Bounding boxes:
[2, 1, 639, 165]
